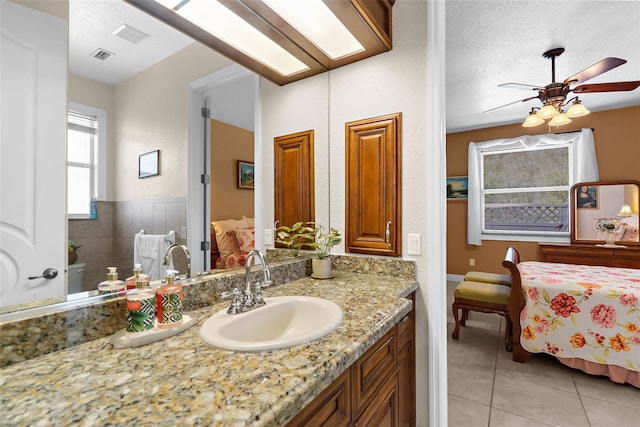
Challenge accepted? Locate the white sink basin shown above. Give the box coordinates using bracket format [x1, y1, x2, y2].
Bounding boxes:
[199, 296, 343, 351]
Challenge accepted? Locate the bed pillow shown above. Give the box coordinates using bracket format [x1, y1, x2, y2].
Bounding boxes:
[231, 228, 255, 253]
[243, 216, 255, 227]
[211, 218, 249, 257]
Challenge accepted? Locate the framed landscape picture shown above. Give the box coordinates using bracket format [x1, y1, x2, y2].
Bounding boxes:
[447, 176, 468, 200]
[238, 160, 254, 189]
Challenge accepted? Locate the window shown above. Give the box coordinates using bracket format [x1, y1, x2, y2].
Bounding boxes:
[67, 103, 106, 218]
[467, 129, 599, 245]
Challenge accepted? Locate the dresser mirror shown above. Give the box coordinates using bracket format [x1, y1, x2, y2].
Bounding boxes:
[570, 180, 640, 245]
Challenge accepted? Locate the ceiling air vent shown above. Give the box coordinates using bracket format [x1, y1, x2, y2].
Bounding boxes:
[113, 23, 149, 44]
[91, 49, 115, 61]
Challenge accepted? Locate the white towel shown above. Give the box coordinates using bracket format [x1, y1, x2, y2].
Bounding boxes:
[134, 231, 175, 281]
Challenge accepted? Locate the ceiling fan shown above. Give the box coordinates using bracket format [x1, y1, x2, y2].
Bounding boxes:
[486, 47, 640, 127]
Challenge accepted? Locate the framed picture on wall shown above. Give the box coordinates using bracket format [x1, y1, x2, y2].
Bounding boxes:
[139, 150, 159, 178]
[447, 176, 468, 200]
[576, 185, 598, 209]
[238, 160, 254, 189]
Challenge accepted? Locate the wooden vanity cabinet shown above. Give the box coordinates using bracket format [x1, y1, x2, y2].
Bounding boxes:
[539, 243, 640, 269]
[286, 293, 415, 427]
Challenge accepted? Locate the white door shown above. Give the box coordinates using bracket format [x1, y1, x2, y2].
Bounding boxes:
[0, 1, 67, 308]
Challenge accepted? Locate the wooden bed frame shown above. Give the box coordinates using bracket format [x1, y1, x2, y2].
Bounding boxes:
[501, 245, 532, 363]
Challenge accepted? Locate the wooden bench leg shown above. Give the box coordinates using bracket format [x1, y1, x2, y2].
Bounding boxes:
[461, 308, 468, 326]
[452, 302, 461, 340]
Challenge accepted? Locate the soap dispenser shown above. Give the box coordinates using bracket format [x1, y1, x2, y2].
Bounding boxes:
[98, 267, 125, 295]
[126, 276, 157, 332]
[125, 263, 150, 290]
[156, 270, 183, 329]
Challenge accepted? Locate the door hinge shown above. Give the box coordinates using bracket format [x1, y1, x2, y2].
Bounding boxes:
[201, 241, 210, 251]
[201, 174, 210, 184]
[201, 107, 210, 118]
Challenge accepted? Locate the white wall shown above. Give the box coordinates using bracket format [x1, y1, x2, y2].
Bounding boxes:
[260, 2, 437, 425]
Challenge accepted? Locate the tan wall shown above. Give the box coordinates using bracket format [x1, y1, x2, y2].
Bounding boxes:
[113, 43, 232, 201]
[446, 105, 640, 275]
[210, 119, 254, 221]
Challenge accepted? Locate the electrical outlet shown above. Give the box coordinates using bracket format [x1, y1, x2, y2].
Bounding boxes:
[469, 258, 475, 267]
[264, 229, 274, 246]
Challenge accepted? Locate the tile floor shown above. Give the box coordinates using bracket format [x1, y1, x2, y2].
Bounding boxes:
[446, 281, 640, 427]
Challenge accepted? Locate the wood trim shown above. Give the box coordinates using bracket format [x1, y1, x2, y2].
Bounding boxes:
[502, 246, 532, 363]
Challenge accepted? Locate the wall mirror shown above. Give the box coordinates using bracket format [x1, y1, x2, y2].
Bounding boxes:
[571, 180, 640, 245]
[1, 0, 328, 317]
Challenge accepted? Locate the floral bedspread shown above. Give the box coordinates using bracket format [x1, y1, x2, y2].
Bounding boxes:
[518, 262, 640, 371]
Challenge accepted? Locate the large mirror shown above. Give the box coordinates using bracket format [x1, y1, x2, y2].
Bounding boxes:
[0, 0, 328, 315]
[571, 180, 640, 245]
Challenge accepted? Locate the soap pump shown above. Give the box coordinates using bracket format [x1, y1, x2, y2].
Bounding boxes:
[98, 267, 125, 295]
[156, 269, 183, 329]
[125, 276, 157, 332]
[125, 263, 150, 290]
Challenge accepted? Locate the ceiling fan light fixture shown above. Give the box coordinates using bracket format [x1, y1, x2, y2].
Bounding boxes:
[566, 99, 590, 118]
[522, 109, 545, 127]
[536, 104, 560, 119]
[548, 113, 572, 127]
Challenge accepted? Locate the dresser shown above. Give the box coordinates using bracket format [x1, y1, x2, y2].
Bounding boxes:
[539, 243, 640, 269]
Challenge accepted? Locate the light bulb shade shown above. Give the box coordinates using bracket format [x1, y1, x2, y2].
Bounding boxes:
[548, 113, 572, 127]
[537, 104, 559, 119]
[522, 111, 545, 127]
[618, 204, 634, 217]
[566, 100, 590, 118]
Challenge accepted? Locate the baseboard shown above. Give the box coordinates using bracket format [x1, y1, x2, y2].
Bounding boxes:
[447, 274, 464, 283]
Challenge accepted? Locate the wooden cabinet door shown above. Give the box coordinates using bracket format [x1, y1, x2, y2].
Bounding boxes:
[353, 375, 398, 427]
[274, 130, 315, 236]
[345, 113, 401, 257]
[396, 294, 415, 427]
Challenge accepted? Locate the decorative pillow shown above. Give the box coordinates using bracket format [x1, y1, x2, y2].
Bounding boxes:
[232, 228, 255, 253]
[211, 218, 250, 258]
[243, 216, 255, 227]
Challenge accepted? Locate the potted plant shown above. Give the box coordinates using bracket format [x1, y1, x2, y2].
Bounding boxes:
[309, 224, 341, 279]
[68, 240, 81, 265]
[275, 221, 316, 257]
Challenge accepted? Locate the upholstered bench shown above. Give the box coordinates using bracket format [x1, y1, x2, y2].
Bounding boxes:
[452, 280, 512, 350]
[463, 271, 512, 286]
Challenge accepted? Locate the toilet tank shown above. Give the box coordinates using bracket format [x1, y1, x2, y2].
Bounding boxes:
[67, 262, 86, 294]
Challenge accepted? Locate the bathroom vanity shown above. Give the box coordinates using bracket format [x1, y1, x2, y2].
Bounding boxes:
[0, 262, 417, 426]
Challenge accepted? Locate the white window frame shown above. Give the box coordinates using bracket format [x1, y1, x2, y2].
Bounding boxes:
[467, 129, 599, 245]
[67, 102, 107, 219]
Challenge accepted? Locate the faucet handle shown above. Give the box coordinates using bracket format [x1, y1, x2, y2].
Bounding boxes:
[261, 279, 273, 288]
[221, 288, 243, 314]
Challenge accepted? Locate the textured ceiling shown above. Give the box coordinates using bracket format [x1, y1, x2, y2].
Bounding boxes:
[446, 1, 640, 133]
[69, 1, 640, 132]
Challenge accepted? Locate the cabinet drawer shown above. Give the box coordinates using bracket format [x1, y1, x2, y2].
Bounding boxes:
[613, 257, 640, 269]
[286, 369, 351, 427]
[353, 327, 397, 415]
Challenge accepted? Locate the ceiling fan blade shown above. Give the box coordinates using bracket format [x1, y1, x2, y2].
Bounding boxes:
[572, 81, 640, 93]
[483, 96, 539, 113]
[498, 83, 544, 91]
[564, 57, 627, 85]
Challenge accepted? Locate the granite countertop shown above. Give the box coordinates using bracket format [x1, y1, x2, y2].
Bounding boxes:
[0, 272, 418, 426]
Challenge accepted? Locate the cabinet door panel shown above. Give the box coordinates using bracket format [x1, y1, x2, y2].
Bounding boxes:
[346, 113, 401, 257]
[274, 130, 315, 236]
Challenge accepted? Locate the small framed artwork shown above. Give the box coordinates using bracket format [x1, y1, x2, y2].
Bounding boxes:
[139, 150, 159, 179]
[237, 160, 254, 189]
[576, 185, 598, 209]
[447, 176, 468, 201]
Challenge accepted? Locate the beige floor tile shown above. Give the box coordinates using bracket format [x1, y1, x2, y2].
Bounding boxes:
[573, 373, 640, 409]
[495, 351, 576, 393]
[448, 393, 490, 427]
[448, 359, 495, 405]
[489, 408, 553, 427]
[492, 374, 588, 426]
[581, 395, 640, 427]
[448, 330, 499, 370]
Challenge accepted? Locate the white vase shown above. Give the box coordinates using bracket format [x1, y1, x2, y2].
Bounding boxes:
[312, 258, 333, 278]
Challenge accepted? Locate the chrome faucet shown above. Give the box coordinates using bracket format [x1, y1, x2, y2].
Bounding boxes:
[163, 243, 191, 279]
[222, 249, 272, 314]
